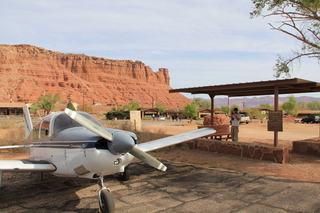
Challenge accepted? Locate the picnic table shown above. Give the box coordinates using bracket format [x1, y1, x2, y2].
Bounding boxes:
[198, 125, 231, 141]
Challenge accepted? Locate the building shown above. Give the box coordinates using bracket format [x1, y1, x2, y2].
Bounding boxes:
[0, 102, 25, 116]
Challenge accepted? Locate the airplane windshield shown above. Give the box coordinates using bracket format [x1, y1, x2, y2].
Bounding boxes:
[52, 112, 103, 134]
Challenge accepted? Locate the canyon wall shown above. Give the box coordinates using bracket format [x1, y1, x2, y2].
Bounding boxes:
[0, 44, 191, 108]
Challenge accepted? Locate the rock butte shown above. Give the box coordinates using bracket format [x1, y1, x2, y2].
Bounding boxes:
[0, 44, 191, 108]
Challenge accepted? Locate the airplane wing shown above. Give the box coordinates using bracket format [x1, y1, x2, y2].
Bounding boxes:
[0, 160, 56, 172]
[137, 127, 215, 152]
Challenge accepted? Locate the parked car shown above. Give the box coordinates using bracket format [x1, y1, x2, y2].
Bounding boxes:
[301, 115, 320, 124]
[158, 116, 166, 121]
[240, 114, 250, 124]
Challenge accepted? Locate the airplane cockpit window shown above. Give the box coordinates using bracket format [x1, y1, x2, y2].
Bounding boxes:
[52, 112, 103, 134]
[33, 120, 50, 140]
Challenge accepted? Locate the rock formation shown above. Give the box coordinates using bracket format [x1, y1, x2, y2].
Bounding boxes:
[203, 114, 229, 125]
[0, 44, 191, 108]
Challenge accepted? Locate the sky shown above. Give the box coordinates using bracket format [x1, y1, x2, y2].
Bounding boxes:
[1, 0, 320, 99]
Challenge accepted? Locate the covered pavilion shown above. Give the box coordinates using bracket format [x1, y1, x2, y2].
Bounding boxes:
[169, 78, 320, 147]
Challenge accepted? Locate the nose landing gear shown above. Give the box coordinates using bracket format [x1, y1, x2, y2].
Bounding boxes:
[98, 176, 115, 213]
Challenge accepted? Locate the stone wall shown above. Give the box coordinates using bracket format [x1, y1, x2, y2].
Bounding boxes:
[181, 138, 289, 164]
[292, 138, 320, 156]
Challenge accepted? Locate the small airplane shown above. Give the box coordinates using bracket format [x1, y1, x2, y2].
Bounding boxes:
[0, 104, 215, 213]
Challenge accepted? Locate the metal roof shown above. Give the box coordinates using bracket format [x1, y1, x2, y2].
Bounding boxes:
[169, 78, 320, 97]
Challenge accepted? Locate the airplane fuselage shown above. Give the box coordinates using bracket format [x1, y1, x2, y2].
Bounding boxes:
[25, 112, 136, 179]
[27, 146, 133, 179]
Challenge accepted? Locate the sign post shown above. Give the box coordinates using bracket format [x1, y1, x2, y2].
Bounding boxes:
[268, 110, 283, 147]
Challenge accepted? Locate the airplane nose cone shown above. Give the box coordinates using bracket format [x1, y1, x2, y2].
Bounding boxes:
[108, 131, 135, 155]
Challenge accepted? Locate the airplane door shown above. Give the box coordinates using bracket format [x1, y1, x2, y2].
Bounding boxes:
[50, 149, 68, 175]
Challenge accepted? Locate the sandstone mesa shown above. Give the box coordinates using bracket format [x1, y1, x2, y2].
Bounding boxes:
[0, 44, 191, 108]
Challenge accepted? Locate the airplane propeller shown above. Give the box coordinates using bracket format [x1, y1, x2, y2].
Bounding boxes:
[64, 108, 167, 171]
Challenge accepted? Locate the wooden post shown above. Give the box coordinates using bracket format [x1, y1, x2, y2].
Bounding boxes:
[209, 94, 215, 126]
[274, 85, 279, 147]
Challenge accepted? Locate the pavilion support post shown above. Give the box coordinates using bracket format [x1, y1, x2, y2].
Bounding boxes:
[209, 94, 215, 126]
[228, 96, 230, 114]
[274, 85, 279, 147]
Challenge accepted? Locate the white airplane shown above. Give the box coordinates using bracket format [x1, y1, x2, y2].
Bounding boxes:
[0, 105, 215, 213]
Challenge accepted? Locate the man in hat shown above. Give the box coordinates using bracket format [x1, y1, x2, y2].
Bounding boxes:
[230, 108, 241, 142]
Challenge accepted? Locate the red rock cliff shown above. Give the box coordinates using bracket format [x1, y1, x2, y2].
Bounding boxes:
[0, 44, 191, 108]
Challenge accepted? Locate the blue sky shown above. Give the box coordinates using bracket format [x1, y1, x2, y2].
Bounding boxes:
[1, 0, 320, 99]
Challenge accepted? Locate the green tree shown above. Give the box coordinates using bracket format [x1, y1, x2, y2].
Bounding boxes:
[220, 106, 230, 114]
[246, 108, 267, 122]
[193, 98, 210, 108]
[307, 100, 320, 110]
[251, 0, 320, 78]
[183, 103, 198, 123]
[298, 101, 308, 110]
[66, 101, 76, 111]
[155, 102, 167, 115]
[282, 95, 299, 116]
[259, 103, 273, 110]
[122, 100, 140, 111]
[31, 94, 62, 115]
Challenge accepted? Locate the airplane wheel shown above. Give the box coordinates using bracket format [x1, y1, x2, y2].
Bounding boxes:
[99, 189, 115, 213]
[118, 167, 130, 181]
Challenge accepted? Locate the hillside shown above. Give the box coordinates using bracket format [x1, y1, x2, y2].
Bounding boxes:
[0, 44, 191, 108]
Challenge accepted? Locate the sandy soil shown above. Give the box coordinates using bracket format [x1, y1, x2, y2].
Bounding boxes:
[1, 121, 320, 184]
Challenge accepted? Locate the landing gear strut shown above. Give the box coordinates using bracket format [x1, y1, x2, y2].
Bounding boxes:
[118, 166, 131, 181]
[98, 176, 115, 213]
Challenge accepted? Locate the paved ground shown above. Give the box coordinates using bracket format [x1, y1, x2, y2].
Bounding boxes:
[1, 161, 320, 212]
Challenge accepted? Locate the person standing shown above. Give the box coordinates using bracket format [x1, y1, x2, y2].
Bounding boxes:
[230, 108, 241, 142]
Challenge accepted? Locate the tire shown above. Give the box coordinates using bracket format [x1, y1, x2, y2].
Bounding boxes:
[99, 189, 115, 213]
[118, 167, 130, 181]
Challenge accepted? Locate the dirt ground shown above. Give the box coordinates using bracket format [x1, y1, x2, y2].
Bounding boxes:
[143, 121, 320, 184]
[1, 121, 320, 184]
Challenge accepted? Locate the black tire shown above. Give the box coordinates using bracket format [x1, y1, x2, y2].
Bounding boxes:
[99, 189, 115, 213]
[118, 167, 130, 181]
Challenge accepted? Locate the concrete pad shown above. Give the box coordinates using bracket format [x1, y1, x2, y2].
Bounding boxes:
[1, 161, 320, 212]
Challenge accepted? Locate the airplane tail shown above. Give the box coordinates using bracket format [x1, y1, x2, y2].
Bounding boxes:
[23, 104, 33, 140]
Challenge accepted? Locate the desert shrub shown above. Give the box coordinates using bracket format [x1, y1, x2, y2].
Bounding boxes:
[0, 121, 24, 129]
[0, 126, 25, 153]
[136, 129, 168, 143]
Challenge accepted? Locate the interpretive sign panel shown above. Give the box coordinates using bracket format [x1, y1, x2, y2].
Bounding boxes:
[268, 110, 283, 132]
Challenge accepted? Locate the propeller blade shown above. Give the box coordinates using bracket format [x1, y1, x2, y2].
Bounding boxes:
[65, 108, 167, 171]
[130, 146, 167, 171]
[64, 108, 113, 141]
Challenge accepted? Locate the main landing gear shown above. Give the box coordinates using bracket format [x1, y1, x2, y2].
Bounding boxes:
[98, 176, 115, 213]
[117, 166, 131, 181]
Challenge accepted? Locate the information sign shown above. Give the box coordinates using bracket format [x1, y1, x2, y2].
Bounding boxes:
[268, 110, 283, 132]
